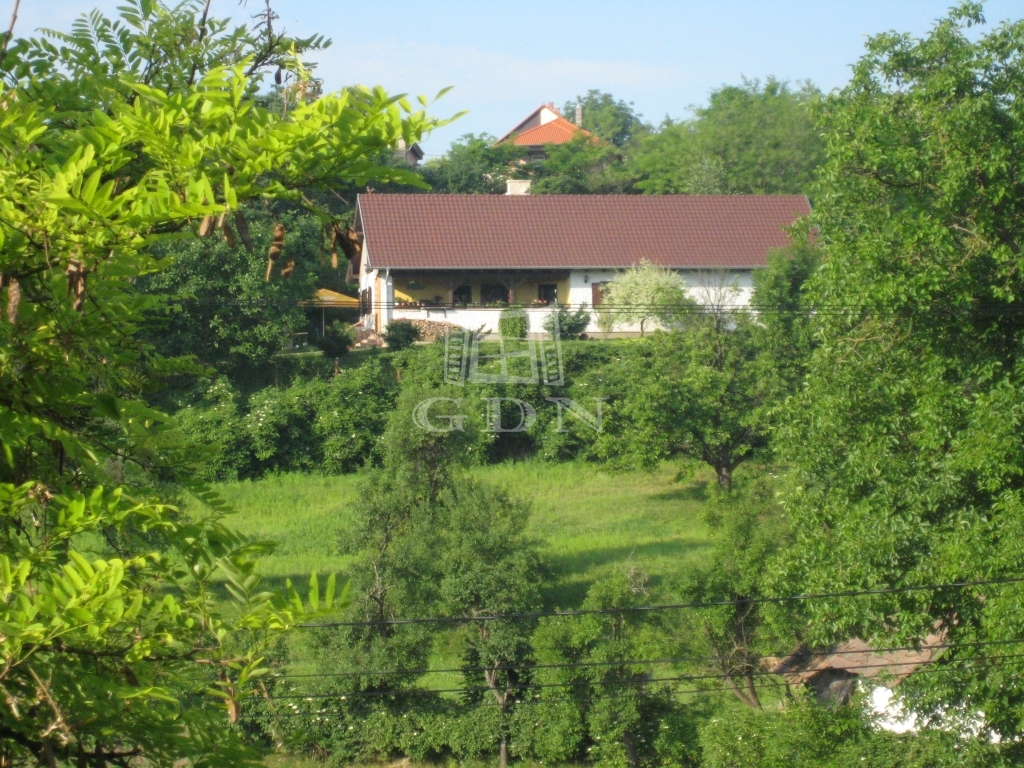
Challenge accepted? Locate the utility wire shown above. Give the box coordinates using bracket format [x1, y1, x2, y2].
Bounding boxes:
[298, 575, 1024, 628]
[271, 637, 1024, 679]
[248, 655, 1022, 719]
[264, 652, 1024, 702]
[171, 296, 1024, 316]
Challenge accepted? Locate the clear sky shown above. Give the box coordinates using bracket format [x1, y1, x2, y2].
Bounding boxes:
[11, 1, 1023, 155]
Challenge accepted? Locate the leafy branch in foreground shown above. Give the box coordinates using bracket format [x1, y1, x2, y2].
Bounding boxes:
[0, 2, 456, 762]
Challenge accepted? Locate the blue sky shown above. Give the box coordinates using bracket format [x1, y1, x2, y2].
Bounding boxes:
[14, 1, 1023, 154]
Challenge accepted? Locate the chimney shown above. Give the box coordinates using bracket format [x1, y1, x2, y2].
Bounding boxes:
[575, 104, 583, 127]
[506, 179, 532, 195]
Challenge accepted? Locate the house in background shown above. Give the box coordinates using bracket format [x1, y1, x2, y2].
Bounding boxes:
[354, 190, 811, 337]
[495, 102, 591, 161]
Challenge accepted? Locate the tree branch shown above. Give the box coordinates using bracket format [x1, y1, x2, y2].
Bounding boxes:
[0, 0, 19, 60]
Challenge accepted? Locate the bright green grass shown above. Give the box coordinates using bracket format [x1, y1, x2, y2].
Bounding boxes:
[206, 472, 361, 578]
[197, 461, 713, 608]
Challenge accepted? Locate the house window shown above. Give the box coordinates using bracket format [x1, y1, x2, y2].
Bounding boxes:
[453, 285, 473, 305]
[481, 283, 508, 305]
[591, 282, 609, 307]
[538, 283, 558, 304]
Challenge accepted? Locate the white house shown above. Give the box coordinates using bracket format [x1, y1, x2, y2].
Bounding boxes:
[354, 189, 811, 337]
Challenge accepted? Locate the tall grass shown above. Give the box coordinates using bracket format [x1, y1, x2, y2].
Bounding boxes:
[194, 461, 713, 608]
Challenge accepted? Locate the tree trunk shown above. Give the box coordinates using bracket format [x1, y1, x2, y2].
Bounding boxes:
[622, 730, 639, 768]
[724, 675, 760, 709]
[744, 673, 761, 709]
[499, 737, 508, 768]
[716, 465, 732, 492]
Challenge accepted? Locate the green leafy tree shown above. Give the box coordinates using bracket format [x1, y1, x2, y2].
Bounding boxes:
[522, 570, 685, 768]
[700, 698, 1015, 768]
[0, 1, 451, 762]
[774, 3, 1024, 738]
[530, 135, 633, 194]
[0, 481, 344, 767]
[631, 78, 824, 195]
[749, 239, 821, 396]
[141, 206, 321, 380]
[675, 472, 794, 709]
[382, 319, 422, 350]
[439, 480, 541, 768]
[420, 134, 528, 194]
[601, 259, 695, 336]
[563, 90, 648, 147]
[591, 319, 771, 490]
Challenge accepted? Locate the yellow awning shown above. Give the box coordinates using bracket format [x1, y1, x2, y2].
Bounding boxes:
[309, 289, 360, 308]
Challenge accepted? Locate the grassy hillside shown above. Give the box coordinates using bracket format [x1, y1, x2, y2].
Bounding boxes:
[199, 461, 713, 609]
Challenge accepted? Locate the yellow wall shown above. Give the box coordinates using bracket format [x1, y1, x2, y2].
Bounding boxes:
[394, 274, 571, 305]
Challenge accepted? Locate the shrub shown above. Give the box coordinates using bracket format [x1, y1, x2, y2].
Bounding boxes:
[316, 319, 353, 358]
[543, 303, 591, 340]
[383, 320, 422, 350]
[498, 307, 530, 339]
[173, 379, 249, 481]
[174, 356, 400, 480]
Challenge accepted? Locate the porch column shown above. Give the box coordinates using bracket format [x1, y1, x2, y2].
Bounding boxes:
[384, 269, 394, 328]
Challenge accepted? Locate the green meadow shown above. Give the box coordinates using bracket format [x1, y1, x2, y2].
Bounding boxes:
[197, 461, 714, 610]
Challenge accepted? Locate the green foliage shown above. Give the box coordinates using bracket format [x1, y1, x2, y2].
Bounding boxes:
[0, 480, 345, 767]
[750, 239, 822, 395]
[583, 323, 772, 490]
[277, 384, 538, 765]
[382, 320, 422, 350]
[700, 699, 1014, 768]
[522, 570, 697, 767]
[316, 320, 354, 358]
[499, 307, 530, 339]
[544, 303, 592, 340]
[175, 356, 399, 480]
[630, 78, 824, 195]
[674, 470, 795, 709]
[9, 0, 329, 123]
[775, 3, 1024, 738]
[601, 260, 695, 335]
[420, 133, 529, 194]
[142, 205, 322, 379]
[530, 135, 633, 195]
[0, 0, 452, 756]
[563, 90, 649, 147]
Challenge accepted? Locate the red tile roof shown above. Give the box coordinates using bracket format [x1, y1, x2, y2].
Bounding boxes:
[356, 194, 811, 270]
[510, 116, 589, 146]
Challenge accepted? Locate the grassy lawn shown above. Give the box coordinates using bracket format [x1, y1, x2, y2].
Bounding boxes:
[197, 460, 713, 608]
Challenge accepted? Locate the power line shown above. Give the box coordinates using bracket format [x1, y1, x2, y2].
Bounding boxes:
[271, 637, 1024, 679]
[170, 296, 1024, 316]
[264, 652, 1024, 701]
[256, 682, 788, 718]
[298, 575, 1024, 628]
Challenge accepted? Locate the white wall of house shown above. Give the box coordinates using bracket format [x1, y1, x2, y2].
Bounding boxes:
[359, 243, 396, 332]
[365, 266, 756, 337]
[392, 306, 553, 335]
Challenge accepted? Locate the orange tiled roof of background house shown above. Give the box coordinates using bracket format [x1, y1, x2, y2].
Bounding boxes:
[510, 116, 591, 146]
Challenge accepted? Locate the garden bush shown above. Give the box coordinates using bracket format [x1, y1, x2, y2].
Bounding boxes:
[175, 356, 399, 480]
[382, 320, 422, 350]
[498, 307, 529, 339]
[544, 303, 592, 340]
[315, 319, 354, 358]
